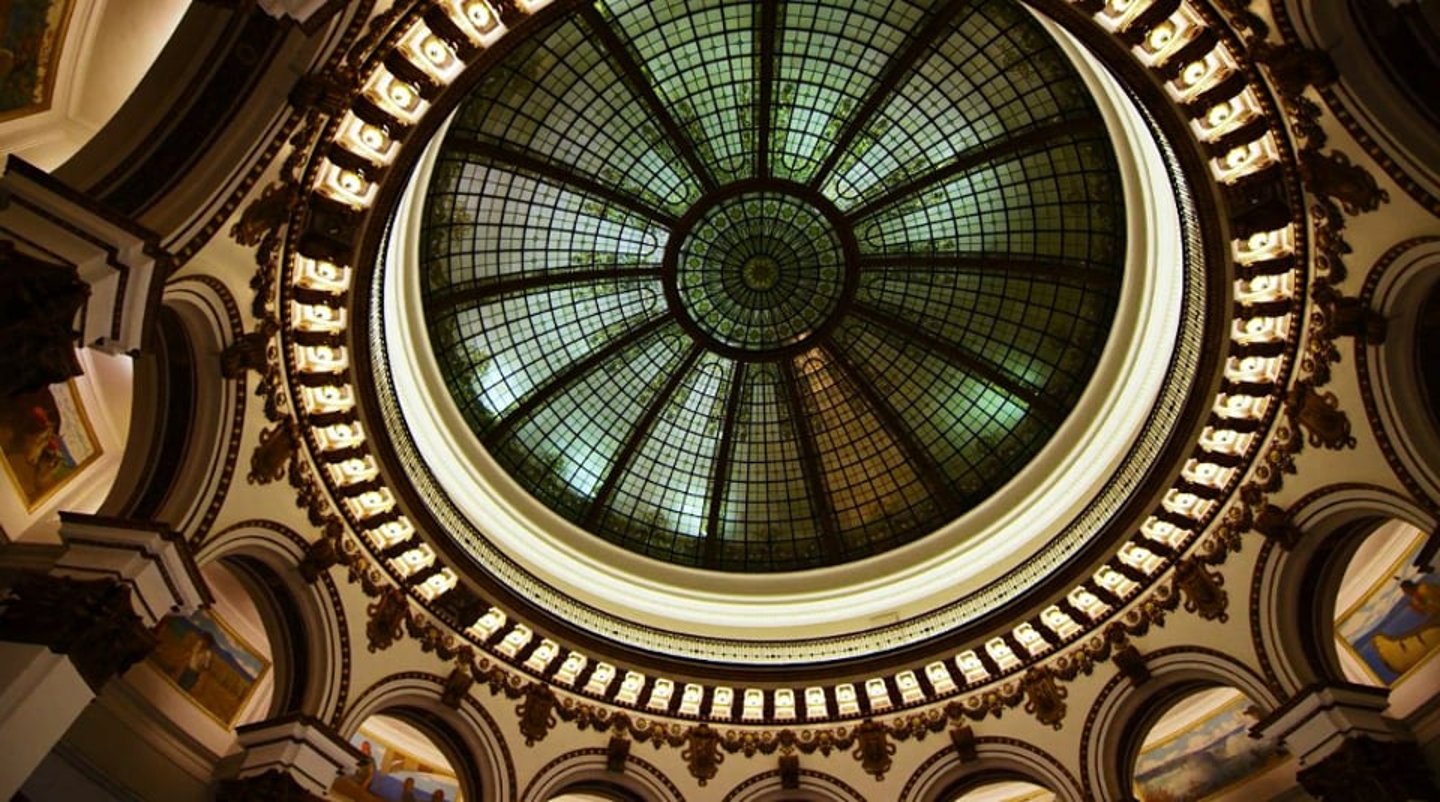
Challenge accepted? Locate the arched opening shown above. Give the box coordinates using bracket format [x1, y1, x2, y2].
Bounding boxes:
[1416, 281, 1440, 434]
[1128, 687, 1288, 802]
[133, 560, 277, 733]
[105, 304, 195, 521]
[219, 555, 313, 715]
[332, 713, 472, 802]
[944, 779, 1056, 801]
[548, 783, 646, 802]
[1331, 518, 1440, 714]
[102, 278, 241, 535]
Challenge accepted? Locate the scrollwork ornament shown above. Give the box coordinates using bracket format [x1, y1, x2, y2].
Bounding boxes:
[516, 684, 558, 745]
[1286, 381, 1356, 449]
[248, 420, 297, 485]
[365, 586, 408, 653]
[1173, 558, 1229, 622]
[851, 719, 895, 780]
[682, 724, 724, 786]
[1020, 667, 1068, 730]
[1300, 149, 1391, 216]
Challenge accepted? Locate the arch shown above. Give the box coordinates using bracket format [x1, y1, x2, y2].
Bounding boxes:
[1282, 0, 1440, 203]
[1081, 648, 1281, 802]
[1254, 483, 1439, 692]
[101, 277, 243, 537]
[901, 738, 1080, 802]
[1359, 237, 1440, 509]
[0, 0, 190, 172]
[195, 521, 347, 722]
[723, 768, 867, 802]
[341, 673, 516, 802]
[523, 749, 683, 802]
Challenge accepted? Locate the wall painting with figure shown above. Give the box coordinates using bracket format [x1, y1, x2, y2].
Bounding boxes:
[1336, 531, 1440, 685]
[0, 0, 76, 121]
[148, 610, 270, 727]
[0, 380, 100, 511]
[332, 719, 464, 802]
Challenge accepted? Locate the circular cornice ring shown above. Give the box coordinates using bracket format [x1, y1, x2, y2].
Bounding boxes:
[270, 0, 1308, 725]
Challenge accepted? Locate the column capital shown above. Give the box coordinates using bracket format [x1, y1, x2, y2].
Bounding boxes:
[1294, 736, 1436, 802]
[0, 157, 164, 355]
[53, 512, 209, 627]
[1252, 681, 1397, 764]
[215, 770, 324, 802]
[0, 573, 155, 691]
[229, 713, 363, 796]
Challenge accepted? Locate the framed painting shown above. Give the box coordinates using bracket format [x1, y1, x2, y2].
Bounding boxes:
[0, 380, 101, 511]
[147, 609, 271, 728]
[1336, 532, 1440, 685]
[334, 723, 465, 802]
[0, 0, 77, 121]
[1133, 694, 1285, 802]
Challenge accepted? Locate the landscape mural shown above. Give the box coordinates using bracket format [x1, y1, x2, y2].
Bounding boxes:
[1133, 694, 1284, 802]
[0, 0, 76, 120]
[1336, 532, 1440, 685]
[148, 609, 270, 727]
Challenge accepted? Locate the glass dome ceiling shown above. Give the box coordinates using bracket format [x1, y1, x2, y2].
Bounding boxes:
[420, 0, 1125, 573]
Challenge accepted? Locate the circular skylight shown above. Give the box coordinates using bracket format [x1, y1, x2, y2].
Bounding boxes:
[419, 0, 1125, 572]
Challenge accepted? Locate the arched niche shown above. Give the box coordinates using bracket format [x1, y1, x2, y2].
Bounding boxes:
[1126, 687, 1290, 802]
[945, 779, 1056, 802]
[902, 738, 1080, 802]
[0, 0, 190, 171]
[547, 782, 647, 801]
[1360, 238, 1440, 508]
[194, 523, 347, 721]
[1329, 518, 1440, 717]
[340, 676, 514, 802]
[101, 278, 241, 534]
[1283, 0, 1440, 200]
[1081, 650, 1280, 802]
[721, 768, 866, 802]
[1255, 484, 1439, 693]
[523, 749, 682, 802]
[117, 559, 278, 759]
[334, 712, 473, 802]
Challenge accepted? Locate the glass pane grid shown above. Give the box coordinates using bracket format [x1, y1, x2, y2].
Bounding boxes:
[419, 0, 1126, 572]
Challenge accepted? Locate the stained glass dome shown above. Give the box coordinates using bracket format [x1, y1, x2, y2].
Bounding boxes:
[420, 0, 1125, 572]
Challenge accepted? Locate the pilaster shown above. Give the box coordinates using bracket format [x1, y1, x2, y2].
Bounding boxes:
[1255, 682, 1438, 800]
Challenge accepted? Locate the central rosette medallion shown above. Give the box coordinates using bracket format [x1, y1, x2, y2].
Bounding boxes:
[665, 182, 856, 359]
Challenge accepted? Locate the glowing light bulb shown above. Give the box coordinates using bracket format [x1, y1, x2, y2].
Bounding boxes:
[422, 36, 450, 66]
[388, 81, 417, 109]
[338, 170, 367, 194]
[1147, 22, 1175, 51]
[359, 124, 389, 151]
[465, 0, 493, 28]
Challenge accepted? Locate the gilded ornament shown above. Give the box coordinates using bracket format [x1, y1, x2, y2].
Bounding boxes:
[1173, 558, 1229, 622]
[851, 720, 895, 780]
[516, 684, 558, 745]
[682, 724, 724, 785]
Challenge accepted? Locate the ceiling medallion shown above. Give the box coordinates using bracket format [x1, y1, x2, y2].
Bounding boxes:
[666, 182, 855, 359]
[263, 0, 1310, 732]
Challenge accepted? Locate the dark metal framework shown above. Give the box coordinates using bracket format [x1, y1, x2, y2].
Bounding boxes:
[418, 0, 1126, 572]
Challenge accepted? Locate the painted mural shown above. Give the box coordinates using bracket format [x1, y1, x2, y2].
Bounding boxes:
[1336, 532, 1440, 685]
[333, 722, 465, 802]
[0, 380, 100, 510]
[148, 610, 270, 727]
[0, 0, 75, 120]
[1133, 695, 1284, 802]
